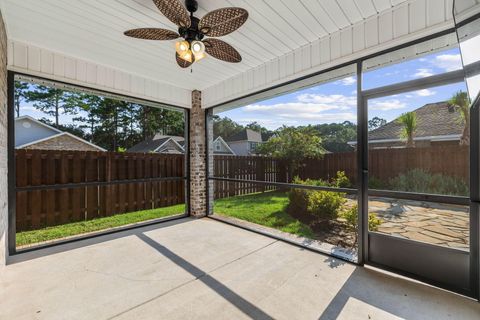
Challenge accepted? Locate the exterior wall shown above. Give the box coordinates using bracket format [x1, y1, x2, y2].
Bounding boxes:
[228, 141, 249, 156]
[0, 10, 7, 265]
[189, 90, 206, 217]
[15, 118, 58, 147]
[22, 134, 101, 151]
[213, 138, 233, 155]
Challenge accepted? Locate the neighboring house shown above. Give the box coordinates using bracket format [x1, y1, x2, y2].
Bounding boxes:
[15, 116, 106, 151]
[226, 129, 263, 156]
[349, 102, 464, 149]
[128, 134, 185, 154]
[129, 133, 234, 155]
[213, 136, 235, 155]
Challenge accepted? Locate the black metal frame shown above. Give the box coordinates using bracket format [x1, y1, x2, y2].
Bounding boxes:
[204, 26, 480, 299]
[360, 60, 473, 297]
[7, 71, 192, 256]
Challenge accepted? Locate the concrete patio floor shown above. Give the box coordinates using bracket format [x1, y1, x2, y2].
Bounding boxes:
[0, 218, 479, 320]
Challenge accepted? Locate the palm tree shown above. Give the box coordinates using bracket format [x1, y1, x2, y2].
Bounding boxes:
[449, 91, 470, 146]
[397, 112, 417, 147]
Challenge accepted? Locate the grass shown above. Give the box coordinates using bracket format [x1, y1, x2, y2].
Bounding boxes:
[16, 204, 186, 247]
[214, 191, 314, 238]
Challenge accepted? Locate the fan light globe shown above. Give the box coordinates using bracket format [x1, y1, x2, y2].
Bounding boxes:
[180, 50, 193, 63]
[191, 40, 206, 61]
[175, 40, 190, 55]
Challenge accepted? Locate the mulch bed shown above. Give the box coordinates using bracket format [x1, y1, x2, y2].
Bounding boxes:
[290, 210, 357, 249]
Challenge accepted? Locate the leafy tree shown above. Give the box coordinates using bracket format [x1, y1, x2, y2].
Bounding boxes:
[257, 126, 326, 171]
[449, 91, 470, 146]
[368, 117, 387, 131]
[24, 85, 73, 127]
[313, 121, 356, 152]
[14, 81, 29, 117]
[140, 107, 184, 139]
[245, 121, 273, 140]
[212, 116, 244, 139]
[397, 112, 417, 147]
[38, 118, 87, 139]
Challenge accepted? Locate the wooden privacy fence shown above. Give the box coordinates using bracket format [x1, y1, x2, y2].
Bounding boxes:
[213, 145, 470, 197]
[16, 150, 185, 231]
[368, 145, 469, 182]
[16, 145, 469, 231]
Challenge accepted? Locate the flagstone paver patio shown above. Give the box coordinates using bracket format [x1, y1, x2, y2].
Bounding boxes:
[366, 197, 469, 250]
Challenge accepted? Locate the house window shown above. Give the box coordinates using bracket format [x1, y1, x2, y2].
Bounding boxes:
[249, 142, 258, 152]
[215, 144, 221, 151]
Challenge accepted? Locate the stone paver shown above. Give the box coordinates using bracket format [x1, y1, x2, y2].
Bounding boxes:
[363, 197, 469, 250]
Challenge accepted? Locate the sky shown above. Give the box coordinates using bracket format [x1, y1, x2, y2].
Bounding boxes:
[215, 47, 468, 130]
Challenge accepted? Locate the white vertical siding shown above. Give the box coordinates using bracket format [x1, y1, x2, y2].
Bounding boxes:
[8, 40, 191, 109]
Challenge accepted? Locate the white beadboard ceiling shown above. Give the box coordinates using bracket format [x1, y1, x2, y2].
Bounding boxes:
[1, 0, 480, 108]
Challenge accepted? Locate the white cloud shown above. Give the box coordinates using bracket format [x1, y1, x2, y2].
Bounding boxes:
[240, 93, 358, 129]
[370, 99, 407, 111]
[244, 102, 340, 113]
[278, 112, 356, 122]
[413, 68, 434, 78]
[416, 89, 436, 97]
[339, 76, 356, 86]
[296, 93, 356, 108]
[434, 54, 462, 72]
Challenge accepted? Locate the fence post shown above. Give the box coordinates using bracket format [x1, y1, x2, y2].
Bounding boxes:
[256, 157, 265, 193]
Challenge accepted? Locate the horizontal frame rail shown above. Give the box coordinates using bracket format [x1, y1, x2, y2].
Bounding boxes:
[16, 176, 187, 192]
[369, 189, 469, 205]
[362, 69, 465, 100]
[208, 176, 357, 194]
[209, 177, 469, 205]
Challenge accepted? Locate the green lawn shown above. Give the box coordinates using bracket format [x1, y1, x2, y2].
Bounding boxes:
[16, 204, 186, 247]
[214, 191, 314, 238]
[17, 191, 312, 247]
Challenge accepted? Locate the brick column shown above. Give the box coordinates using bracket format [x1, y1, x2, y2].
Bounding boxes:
[189, 90, 207, 217]
[0, 11, 8, 265]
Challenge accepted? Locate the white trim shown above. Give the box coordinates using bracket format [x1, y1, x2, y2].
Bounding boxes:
[152, 137, 185, 153]
[16, 132, 106, 151]
[15, 115, 63, 134]
[214, 136, 235, 155]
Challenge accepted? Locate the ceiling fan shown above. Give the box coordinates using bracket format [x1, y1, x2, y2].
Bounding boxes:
[124, 0, 248, 68]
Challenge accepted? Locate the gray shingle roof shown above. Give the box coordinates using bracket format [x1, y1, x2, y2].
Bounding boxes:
[128, 134, 184, 153]
[226, 129, 263, 142]
[368, 102, 464, 142]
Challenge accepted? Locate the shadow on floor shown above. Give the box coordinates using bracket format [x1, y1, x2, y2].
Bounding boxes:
[120, 232, 275, 320]
[8, 217, 193, 265]
[318, 267, 479, 320]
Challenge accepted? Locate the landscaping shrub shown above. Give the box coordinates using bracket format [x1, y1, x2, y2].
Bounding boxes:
[288, 176, 346, 220]
[307, 190, 346, 219]
[389, 168, 469, 196]
[341, 205, 382, 243]
[368, 175, 386, 190]
[332, 171, 352, 188]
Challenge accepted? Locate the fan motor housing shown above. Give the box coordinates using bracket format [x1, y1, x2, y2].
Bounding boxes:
[179, 16, 204, 41]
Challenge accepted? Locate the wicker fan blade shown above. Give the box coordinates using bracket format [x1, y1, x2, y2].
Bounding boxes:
[199, 8, 248, 37]
[176, 52, 194, 68]
[153, 0, 191, 28]
[124, 28, 180, 40]
[204, 39, 241, 63]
